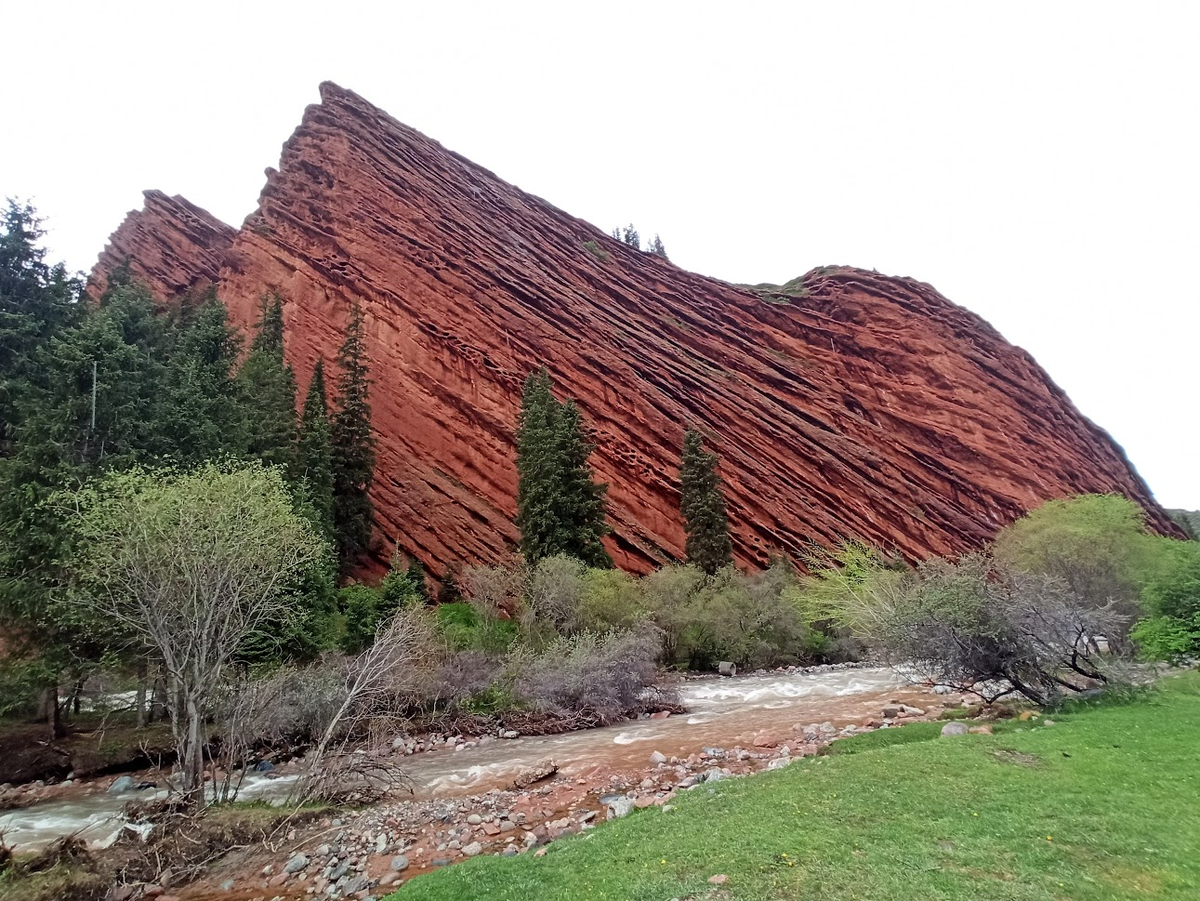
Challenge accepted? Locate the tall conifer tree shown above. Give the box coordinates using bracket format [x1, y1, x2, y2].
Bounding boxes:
[330, 305, 375, 569]
[680, 428, 733, 575]
[515, 367, 611, 567]
[298, 359, 335, 540]
[237, 294, 298, 474]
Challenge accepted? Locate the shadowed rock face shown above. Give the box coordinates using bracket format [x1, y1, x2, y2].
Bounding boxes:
[90, 81, 1177, 576]
[88, 190, 236, 301]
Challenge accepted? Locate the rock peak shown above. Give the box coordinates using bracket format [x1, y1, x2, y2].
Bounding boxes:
[90, 85, 1178, 575]
[89, 191, 235, 301]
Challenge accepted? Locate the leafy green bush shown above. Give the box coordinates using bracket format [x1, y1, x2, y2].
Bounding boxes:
[1132, 540, 1200, 663]
[436, 601, 517, 652]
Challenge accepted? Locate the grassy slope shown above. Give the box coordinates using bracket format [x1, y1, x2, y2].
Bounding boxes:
[394, 673, 1200, 900]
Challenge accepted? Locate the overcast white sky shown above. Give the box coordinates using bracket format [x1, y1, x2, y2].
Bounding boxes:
[5, 2, 1197, 508]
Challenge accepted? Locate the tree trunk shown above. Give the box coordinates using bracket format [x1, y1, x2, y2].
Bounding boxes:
[135, 659, 148, 729]
[70, 677, 85, 716]
[179, 691, 206, 808]
[40, 682, 65, 740]
[149, 666, 168, 724]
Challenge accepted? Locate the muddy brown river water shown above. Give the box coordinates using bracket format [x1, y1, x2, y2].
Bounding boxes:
[0, 665, 945, 854]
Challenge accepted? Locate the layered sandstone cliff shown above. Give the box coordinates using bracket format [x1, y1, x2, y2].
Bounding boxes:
[88, 190, 236, 301]
[91, 82, 1176, 575]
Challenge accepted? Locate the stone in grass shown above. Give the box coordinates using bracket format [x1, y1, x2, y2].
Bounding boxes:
[709, 874, 729, 885]
[606, 797, 635, 819]
[940, 722, 969, 737]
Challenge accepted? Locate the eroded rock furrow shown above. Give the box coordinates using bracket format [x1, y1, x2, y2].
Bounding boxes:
[89, 81, 1179, 578]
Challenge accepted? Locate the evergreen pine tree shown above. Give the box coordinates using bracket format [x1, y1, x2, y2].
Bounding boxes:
[437, 562, 464, 605]
[0, 201, 81, 451]
[516, 367, 565, 563]
[515, 367, 611, 566]
[554, 399, 612, 568]
[237, 294, 298, 474]
[680, 428, 733, 575]
[164, 289, 244, 464]
[298, 359, 335, 540]
[405, 558, 428, 602]
[648, 234, 669, 259]
[330, 305, 375, 569]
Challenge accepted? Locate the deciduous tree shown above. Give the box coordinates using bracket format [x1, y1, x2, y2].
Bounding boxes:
[67, 463, 323, 804]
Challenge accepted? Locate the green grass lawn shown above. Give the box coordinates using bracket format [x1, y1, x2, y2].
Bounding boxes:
[392, 673, 1200, 900]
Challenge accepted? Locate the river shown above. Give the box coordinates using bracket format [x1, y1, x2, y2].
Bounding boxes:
[0, 665, 942, 853]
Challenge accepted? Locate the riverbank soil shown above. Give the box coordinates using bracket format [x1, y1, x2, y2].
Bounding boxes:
[0, 714, 174, 789]
[397, 672, 1200, 900]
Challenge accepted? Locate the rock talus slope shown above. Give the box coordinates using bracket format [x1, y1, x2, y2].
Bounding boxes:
[92, 82, 1177, 575]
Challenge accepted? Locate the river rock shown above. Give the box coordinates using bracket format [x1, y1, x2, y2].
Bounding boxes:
[649, 751, 667, 764]
[463, 842, 483, 857]
[342, 875, 368, 894]
[606, 798, 635, 819]
[284, 853, 309, 874]
[467, 814, 482, 825]
[108, 775, 136, 794]
[390, 854, 409, 872]
[941, 722, 969, 737]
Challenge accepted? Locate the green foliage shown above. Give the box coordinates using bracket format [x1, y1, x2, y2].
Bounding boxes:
[515, 368, 611, 568]
[581, 241, 609, 262]
[1167, 509, 1199, 541]
[237, 294, 298, 474]
[337, 583, 385, 654]
[0, 200, 82, 450]
[672, 563, 808, 670]
[297, 359, 335, 540]
[436, 601, 517, 652]
[437, 562, 464, 605]
[993, 494, 1159, 615]
[162, 289, 246, 464]
[679, 428, 733, 575]
[1132, 539, 1200, 663]
[337, 552, 427, 654]
[612, 224, 640, 249]
[330, 305, 376, 569]
[647, 233, 668, 259]
[0, 656, 54, 718]
[65, 462, 323, 801]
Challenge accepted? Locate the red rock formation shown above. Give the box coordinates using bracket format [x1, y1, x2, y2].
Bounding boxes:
[88, 190, 236, 301]
[90, 82, 1178, 576]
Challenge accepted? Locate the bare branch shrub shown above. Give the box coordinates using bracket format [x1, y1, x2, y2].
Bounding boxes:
[825, 552, 1129, 705]
[507, 624, 673, 725]
[292, 606, 438, 804]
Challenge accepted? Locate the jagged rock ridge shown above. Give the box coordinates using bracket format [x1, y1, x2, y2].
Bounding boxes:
[90, 82, 1177, 576]
[88, 190, 236, 301]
